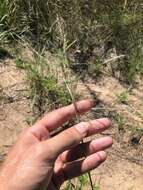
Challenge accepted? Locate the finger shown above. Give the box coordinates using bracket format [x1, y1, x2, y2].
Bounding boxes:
[35, 99, 93, 131]
[75, 118, 111, 136]
[61, 137, 113, 163]
[41, 122, 88, 160]
[62, 151, 107, 180]
[41, 118, 111, 161]
[28, 100, 93, 141]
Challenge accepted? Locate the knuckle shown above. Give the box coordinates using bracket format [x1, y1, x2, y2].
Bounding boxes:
[75, 121, 89, 137]
[90, 142, 96, 153]
[96, 152, 106, 163]
[84, 159, 91, 170]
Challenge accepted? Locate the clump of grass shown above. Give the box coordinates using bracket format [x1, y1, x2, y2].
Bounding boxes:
[28, 68, 71, 113]
[15, 51, 72, 119]
[65, 174, 100, 190]
[1, 1, 143, 83]
[116, 91, 129, 104]
[89, 59, 103, 78]
[114, 113, 125, 132]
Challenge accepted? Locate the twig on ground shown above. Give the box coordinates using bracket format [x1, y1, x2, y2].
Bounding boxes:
[103, 55, 126, 65]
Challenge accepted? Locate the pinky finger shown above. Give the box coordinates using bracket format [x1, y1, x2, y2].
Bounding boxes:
[62, 151, 107, 180]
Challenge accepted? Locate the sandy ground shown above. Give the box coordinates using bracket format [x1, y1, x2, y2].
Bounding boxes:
[0, 58, 143, 189]
[75, 76, 143, 190]
[0, 59, 30, 163]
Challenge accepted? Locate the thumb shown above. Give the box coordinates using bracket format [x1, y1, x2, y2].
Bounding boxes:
[41, 122, 89, 161]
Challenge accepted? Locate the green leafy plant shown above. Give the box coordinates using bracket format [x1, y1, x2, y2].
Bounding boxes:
[65, 174, 100, 190]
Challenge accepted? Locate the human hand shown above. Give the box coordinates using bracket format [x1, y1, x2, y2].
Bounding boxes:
[0, 100, 113, 190]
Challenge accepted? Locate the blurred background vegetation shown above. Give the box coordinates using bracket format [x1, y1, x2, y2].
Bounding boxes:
[0, 0, 142, 83]
[0, 0, 142, 123]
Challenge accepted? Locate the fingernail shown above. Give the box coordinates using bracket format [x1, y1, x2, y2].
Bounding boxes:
[75, 122, 89, 136]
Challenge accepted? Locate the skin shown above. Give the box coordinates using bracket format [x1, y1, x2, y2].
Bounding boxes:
[0, 100, 113, 190]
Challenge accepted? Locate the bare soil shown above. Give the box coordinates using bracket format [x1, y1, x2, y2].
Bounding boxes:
[0, 59, 30, 164]
[0, 57, 143, 189]
[76, 75, 143, 190]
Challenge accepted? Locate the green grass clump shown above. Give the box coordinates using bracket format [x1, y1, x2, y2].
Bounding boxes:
[114, 113, 125, 132]
[1, 0, 142, 83]
[116, 91, 129, 104]
[0, 0, 143, 83]
[65, 174, 100, 190]
[15, 53, 72, 118]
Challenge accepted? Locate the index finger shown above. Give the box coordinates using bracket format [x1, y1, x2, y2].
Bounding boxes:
[34, 99, 93, 132]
